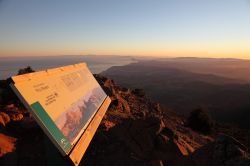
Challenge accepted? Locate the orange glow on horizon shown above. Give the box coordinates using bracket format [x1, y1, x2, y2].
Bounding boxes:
[0, 45, 250, 59]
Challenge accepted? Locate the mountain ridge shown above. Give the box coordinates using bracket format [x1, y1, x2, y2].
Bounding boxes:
[0, 74, 250, 165]
[102, 61, 250, 129]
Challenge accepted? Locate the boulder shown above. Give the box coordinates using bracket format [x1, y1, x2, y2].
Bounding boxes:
[0, 133, 17, 157]
[10, 113, 23, 122]
[111, 117, 165, 159]
[115, 94, 130, 113]
[102, 120, 116, 131]
[0, 112, 10, 127]
[190, 134, 250, 166]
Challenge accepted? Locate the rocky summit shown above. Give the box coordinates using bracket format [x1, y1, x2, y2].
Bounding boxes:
[0, 75, 249, 166]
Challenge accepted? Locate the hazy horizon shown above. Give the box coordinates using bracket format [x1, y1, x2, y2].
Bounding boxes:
[1, 54, 250, 61]
[0, 0, 250, 59]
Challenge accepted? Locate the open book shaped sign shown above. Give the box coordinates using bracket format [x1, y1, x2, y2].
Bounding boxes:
[10, 63, 111, 165]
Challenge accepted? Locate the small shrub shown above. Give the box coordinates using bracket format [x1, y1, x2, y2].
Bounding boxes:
[132, 88, 145, 97]
[187, 107, 214, 134]
[17, 66, 34, 75]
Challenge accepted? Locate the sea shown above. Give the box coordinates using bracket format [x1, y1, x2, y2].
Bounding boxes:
[0, 55, 136, 80]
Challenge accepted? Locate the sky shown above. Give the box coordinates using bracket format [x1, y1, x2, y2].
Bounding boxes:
[0, 0, 250, 58]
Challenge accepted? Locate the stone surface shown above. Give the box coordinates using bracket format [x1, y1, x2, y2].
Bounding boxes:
[0, 112, 10, 127]
[0, 74, 249, 166]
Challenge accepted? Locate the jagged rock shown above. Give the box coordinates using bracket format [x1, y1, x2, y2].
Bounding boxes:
[152, 133, 185, 165]
[110, 117, 165, 159]
[0, 133, 16, 157]
[10, 113, 23, 122]
[96, 75, 131, 113]
[0, 112, 10, 127]
[153, 103, 162, 113]
[101, 120, 116, 131]
[190, 134, 250, 166]
[0, 133, 18, 166]
[174, 137, 195, 156]
[115, 94, 130, 113]
[0, 74, 249, 166]
[156, 127, 194, 157]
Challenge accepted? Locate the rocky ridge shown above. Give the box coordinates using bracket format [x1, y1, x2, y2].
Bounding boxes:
[0, 75, 249, 166]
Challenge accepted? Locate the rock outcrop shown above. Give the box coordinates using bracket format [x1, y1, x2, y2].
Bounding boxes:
[0, 75, 249, 166]
[190, 134, 250, 166]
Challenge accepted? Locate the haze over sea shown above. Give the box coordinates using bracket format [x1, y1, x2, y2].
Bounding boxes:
[0, 55, 135, 80]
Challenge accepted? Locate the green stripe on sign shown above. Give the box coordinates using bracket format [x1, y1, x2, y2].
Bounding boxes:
[31, 102, 72, 154]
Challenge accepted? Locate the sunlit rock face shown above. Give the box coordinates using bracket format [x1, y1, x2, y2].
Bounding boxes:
[0, 74, 249, 166]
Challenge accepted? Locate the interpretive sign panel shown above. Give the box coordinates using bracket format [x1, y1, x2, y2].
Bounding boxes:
[10, 63, 111, 165]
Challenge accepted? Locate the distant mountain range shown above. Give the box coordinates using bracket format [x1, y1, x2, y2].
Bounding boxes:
[102, 58, 250, 129]
[134, 57, 250, 82]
